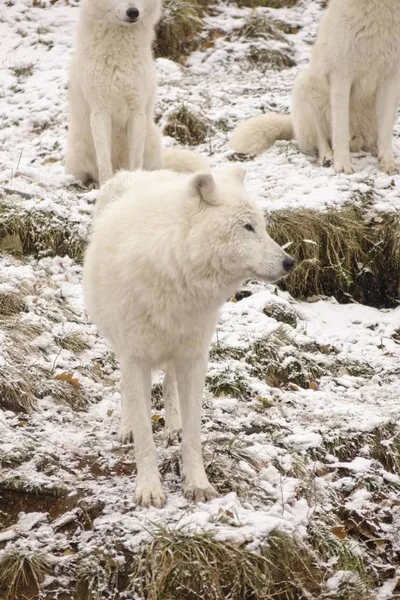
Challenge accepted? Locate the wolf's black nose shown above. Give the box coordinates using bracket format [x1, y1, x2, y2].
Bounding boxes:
[126, 7, 139, 20]
[283, 256, 296, 272]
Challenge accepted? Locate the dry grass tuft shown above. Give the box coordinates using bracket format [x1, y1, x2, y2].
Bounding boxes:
[229, 12, 296, 71]
[263, 303, 298, 327]
[247, 326, 328, 389]
[0, 366, 36, 412]
[0, 548, 51, 598]
[0, 194, 87, 263]
[247, 46, 296, 70]
[11, 64, 34, 78]
[309, 522, 375, 598]
[236, 0, 298, 7]
[56, 332, 90, 353]
[204, 437, 265, 496]
[314, 422, 400, 474]
[75, 552, 125, 600]
[163, 104, 210, 145]
[206, 364, 252, 399]
[40, 378, 89, 411]
[131, 528, 323, 600]
[154, 0, 204, 62]
[268, 202, 400, 307]
[230, 11, 287, 43]
[0, 291, 26, 316]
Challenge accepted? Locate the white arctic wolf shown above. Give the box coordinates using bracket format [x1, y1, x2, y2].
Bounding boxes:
[83, 166, 295, 507]
[65, 0, 208, 185]
[231, 0, 400, 175]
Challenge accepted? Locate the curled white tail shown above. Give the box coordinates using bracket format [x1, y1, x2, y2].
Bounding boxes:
[93, 148, 209, 221]
[162, 147, 210, 173]
[230, 113, 293, 155]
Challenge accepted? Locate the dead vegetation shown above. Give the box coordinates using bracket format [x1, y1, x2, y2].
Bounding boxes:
[204, 437, 265, 496]
[210, 324, 370, 393]
[3, 192, 397, 310]
[314, 421, 400, 474]
[0, 548, 51, 599]
[247, 328, 328, 389]
[0, 365, 36, 412]
[268, 201, 400, 307]
[228, 11, 296, 71]
[75, 551, 125, 600]
[154, 0, 205, 62]
[131, 528, 324, 600]
[0, 290, 27, 316]
[55, 332, 90, 353]
[229, 11, 287, 43]
[0, 192, 87, 263]
[236, 0, 298, 7]
[1, 3, 399, 599]
[163, 104, 210, 145]
[247, 46, 296, 70]
[11, 64, 34, 78]
[206, 364, 252, 399]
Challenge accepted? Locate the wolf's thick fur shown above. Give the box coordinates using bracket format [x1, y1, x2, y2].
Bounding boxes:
[83, 167, 294, 507]
[66, 0, 162, 185]
[231, 0, 400, 174]
[65, 0, 206, 183]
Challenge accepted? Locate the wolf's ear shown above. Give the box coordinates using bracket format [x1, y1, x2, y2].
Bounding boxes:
[220, 165, 247, 185]
[189, 172, 219, 205]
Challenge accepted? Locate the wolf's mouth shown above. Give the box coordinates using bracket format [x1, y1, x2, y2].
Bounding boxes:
[118, 16, 139, 23]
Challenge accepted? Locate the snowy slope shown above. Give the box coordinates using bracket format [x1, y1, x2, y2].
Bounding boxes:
[0, 0, 400, 597]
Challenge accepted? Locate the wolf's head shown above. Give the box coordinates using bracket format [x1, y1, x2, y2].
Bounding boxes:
[186, 166, 296, 288]
[81, 0, 162, 28]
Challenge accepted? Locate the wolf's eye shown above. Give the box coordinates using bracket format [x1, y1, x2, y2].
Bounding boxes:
[244, 223, 255, 233]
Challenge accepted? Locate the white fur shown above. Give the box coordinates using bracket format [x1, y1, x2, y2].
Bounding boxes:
[162, 147, 210, 174]
[83, 167, 294, 507]
[231, 0, 400, 174]
[231, 114, 293, 156]
[65, 0, 162, 185]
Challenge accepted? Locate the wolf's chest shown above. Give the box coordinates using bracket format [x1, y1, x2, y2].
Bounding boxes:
[350, 13, 400, 74]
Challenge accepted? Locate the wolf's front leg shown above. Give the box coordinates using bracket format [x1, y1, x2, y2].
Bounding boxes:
[127, 110, 146, 171]
[90, 110, 113, 185]
[330, 74, 354, 174]
[175, 353, 218, 503]
[119, 355, 166, 508]
[163, 363, 182, 445]
[376, 76, 399, 175]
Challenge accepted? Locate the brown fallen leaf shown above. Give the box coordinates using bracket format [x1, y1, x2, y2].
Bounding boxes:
[309, 380, 319, 391]
[331, 525, 347, 539]
[320, 344, 331, 354]
[55, 372, 81, 388]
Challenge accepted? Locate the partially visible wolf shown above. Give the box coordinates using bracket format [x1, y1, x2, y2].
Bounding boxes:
[231, 0, 400, 175]
[65, 0, 208, 185]
[83, 166, 295, 507]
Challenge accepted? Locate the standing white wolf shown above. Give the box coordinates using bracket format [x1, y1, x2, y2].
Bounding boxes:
[231, 0, 400, 175]
[65, 0, 209, 184]
[83, 166, 295, 507]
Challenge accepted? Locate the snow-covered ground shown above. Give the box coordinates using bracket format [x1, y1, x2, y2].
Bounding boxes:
[0, 0, 400, 597]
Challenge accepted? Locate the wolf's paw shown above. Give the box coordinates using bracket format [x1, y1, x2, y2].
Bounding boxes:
[117, 426, 134, 444]
[321, 152, 333, 168]
[135, 477, 166, 508]
[379, 159, 398, 176]
[184, 482, 219, 503]
[334, 159, 354, 175]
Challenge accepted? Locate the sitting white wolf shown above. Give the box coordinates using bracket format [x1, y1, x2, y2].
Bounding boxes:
[83, 166, 295, 507]
[231, 0, 400, 175]
[65, 0, 208, 185]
